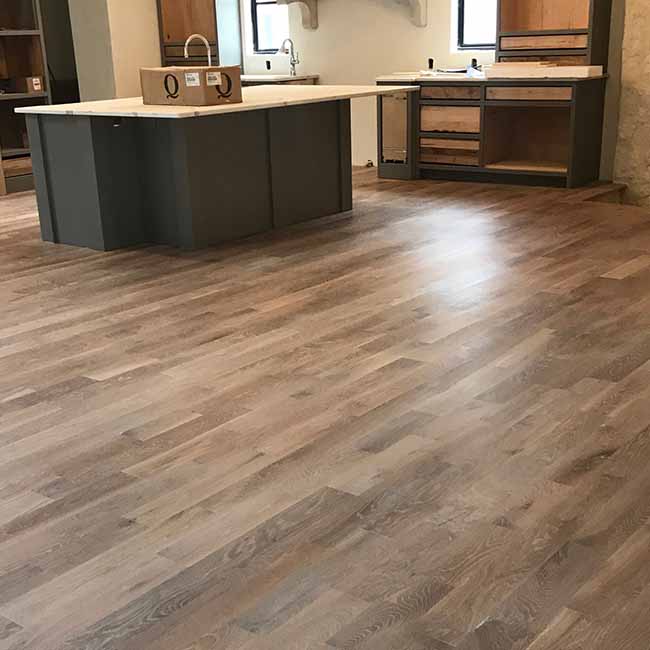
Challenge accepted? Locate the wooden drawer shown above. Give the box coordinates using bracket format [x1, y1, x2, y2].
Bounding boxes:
[486, 86, 573, 101]
[420, 86, 481, 100]
[420, 106, 481, 133]
[420, 138, 479, 166]
[500, 34, 589, 50]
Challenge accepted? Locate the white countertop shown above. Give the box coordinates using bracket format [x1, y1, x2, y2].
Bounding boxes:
[16, 84, 416, 119]
[241, 74, 319, 83]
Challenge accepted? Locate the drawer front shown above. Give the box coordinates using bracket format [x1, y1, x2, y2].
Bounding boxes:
[499, 54, 588, 65]
[486, 86, 573, 101]
[420, 106, 481, 133]
[500, 34, 589, 50]
[420, 86, 481, 100]
[420, 138, 479, 166]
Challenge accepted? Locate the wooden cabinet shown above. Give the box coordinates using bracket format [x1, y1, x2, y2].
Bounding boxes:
[157, 0, 219, 66]
[158, 0, 217, 43]
[497, 0, 613, 69]
[0, 0, 51, 195]
[377, 78, 607, 188]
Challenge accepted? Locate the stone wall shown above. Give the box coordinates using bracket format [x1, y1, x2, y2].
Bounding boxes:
[614, 0, 650, 205]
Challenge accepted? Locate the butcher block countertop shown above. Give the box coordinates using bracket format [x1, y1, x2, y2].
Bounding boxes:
[16, 84, 417, 119]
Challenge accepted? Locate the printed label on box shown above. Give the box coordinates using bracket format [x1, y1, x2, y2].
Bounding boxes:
[206, 72, 222, 87]
[184, 72, 201, 87]
[32, 77, 42, 91]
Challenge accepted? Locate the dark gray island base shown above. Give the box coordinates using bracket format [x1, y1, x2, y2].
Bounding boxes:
[20, 85, 415, 251]
[26, 101, 350, 251]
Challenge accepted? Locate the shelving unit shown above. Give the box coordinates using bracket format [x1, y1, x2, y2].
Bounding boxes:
[483, 104, 571, 175]
[496, 0, 613, 70]
[0, 0, 51, 195]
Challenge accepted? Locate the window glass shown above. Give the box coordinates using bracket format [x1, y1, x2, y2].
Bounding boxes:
[459, 0, 497, 49]
[253, 0, 290, 53]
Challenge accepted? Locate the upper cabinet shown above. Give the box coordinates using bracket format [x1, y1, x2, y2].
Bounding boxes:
[156, 0, 243, 68]
[157, 0, 219, 66]
[158, 0, 217, 43]
[497, 0, 613, 69]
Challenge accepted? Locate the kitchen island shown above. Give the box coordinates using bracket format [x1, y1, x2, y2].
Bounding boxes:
[17, 84, 414, 251]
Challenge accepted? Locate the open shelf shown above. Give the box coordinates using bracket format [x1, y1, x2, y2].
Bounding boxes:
[485, 160, 567, 174]
[499, 0, 591, 33]
[0, 91, 47, 101]
[2, 146, 29, 158]
[483, 105, 571, 177]
[3, 154, 31, 177]
[0, 0, 37, 30]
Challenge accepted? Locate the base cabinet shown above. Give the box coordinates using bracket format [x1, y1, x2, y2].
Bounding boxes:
[377, 78, 606, 188]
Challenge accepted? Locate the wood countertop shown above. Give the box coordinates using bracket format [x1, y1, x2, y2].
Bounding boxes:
[377, 73, 607, 83]
[241, 74, 320, 83]
[16, 84, 416, 119]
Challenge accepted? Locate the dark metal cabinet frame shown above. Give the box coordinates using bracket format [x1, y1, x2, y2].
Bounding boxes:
[377, 77, 607, 189]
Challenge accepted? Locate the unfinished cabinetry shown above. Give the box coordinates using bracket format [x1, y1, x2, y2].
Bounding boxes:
[0, 0, 50, 194]
[497, 0, 613, 69]
[377, 78, 606, 188]
[483, 105, 571, 174]
[157, 0, 219, 66]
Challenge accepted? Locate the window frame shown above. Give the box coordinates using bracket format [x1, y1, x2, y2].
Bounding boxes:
[251, 0, 281, 54]
[457, 0, 496, 50]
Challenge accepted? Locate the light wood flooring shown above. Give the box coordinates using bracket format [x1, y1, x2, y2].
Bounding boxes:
[1, 171, 650, 649]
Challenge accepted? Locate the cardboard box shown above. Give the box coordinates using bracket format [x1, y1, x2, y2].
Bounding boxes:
[140, 66, 242, 107]
[16, 76, 44, 94]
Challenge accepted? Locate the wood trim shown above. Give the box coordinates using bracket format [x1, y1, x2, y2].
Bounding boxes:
[500, 33, 589, 50]
[0, 150, 6, 196]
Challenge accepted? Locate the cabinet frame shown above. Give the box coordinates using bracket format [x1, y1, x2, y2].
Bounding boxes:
[495, 0, 613, 70]
[377, 78, 606, 189]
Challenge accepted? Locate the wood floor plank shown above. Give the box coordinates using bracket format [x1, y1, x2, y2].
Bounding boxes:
[1, 173, 650, 649]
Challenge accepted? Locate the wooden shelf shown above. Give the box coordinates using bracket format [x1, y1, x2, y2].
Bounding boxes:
[3, 155, 32, 177]
[485, 160, 567, 174]
[2, 146, 29, 157]
[0, 29, 40, 36]
[0, 92, 47, 101]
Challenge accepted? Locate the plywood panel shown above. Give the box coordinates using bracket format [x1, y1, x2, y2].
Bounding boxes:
[500, 34, 589, 50]
[159, 0, 217, 44]
[500, 55, 589, 65]
[420, 137, 479, 166]
[420, 106, 481, 133]
[486, 86, 573, 101]
[500, 0, 591, 32]
[420, 86, 481, 100]
[483, 105, 570, 173]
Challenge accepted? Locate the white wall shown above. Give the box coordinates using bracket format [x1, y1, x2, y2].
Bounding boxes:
[286, 0, 496, 165]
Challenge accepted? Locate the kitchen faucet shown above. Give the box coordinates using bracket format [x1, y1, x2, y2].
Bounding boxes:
[279, 38, 300, 77]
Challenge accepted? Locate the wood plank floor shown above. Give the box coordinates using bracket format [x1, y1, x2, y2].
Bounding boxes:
[2, 170, 650, 649]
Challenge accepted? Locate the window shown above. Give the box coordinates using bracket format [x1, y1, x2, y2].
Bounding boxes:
[251, 0, 290, 53]
[458, 0, 497, 49]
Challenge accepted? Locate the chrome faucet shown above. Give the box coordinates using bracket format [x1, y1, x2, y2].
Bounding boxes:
[279, 38, 300, 77]
[184, 33, 212, 66]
